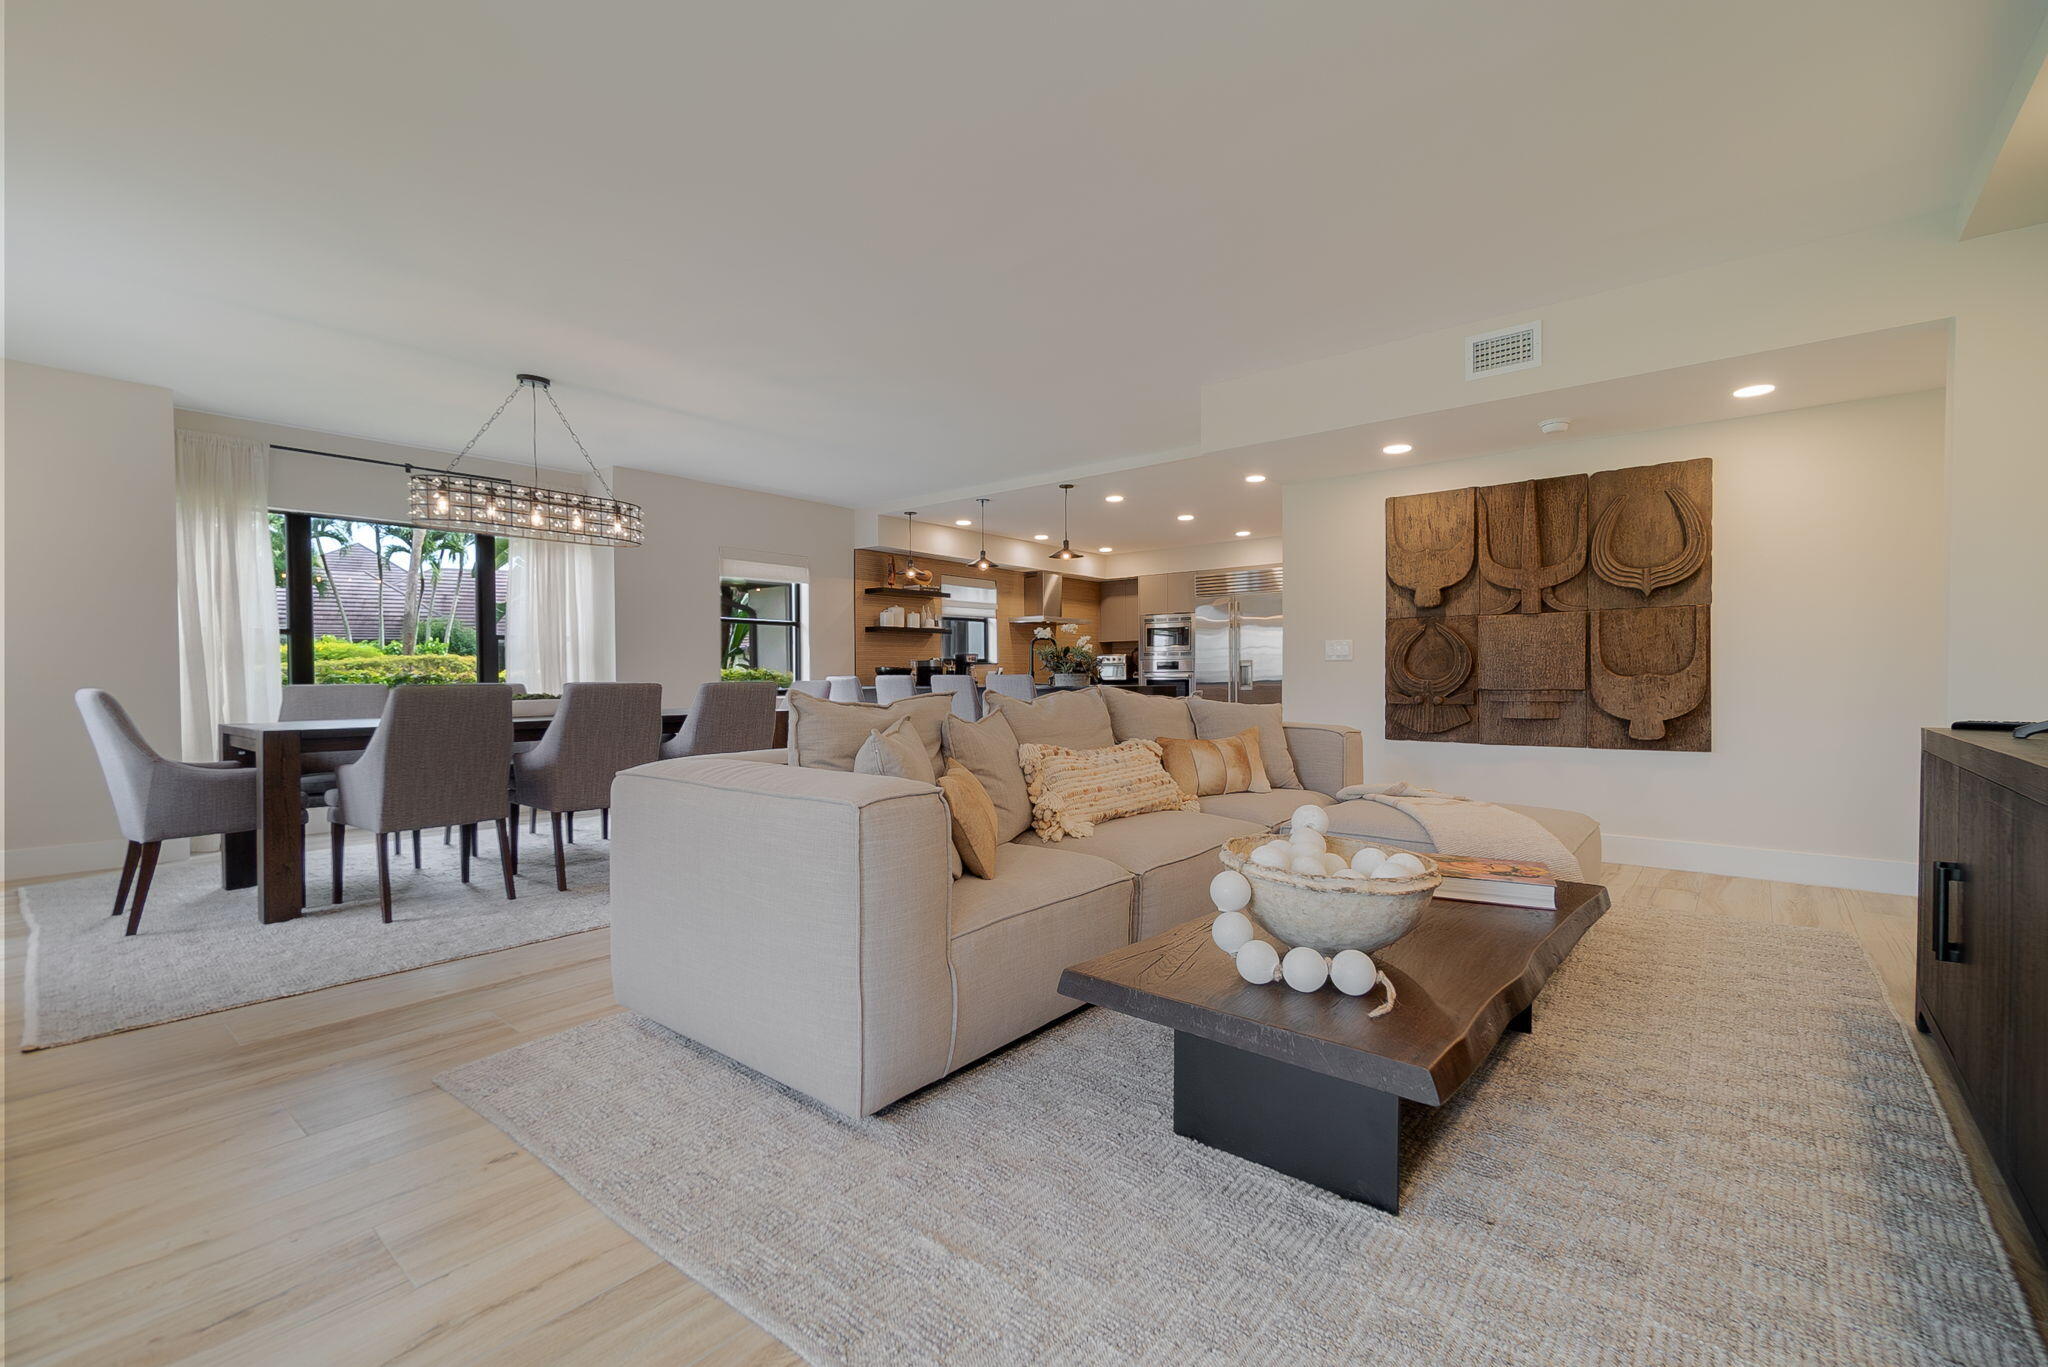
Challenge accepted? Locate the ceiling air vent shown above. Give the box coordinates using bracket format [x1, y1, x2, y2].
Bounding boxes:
[1466, 322, 1541, 379]
[1195, 566, 1283, 597]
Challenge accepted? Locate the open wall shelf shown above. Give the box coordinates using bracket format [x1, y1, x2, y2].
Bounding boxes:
[864, 625, 944, 635]
[863, 586, 951, 598]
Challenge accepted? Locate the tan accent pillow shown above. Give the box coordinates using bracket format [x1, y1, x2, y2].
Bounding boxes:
[1157, 726, 1271, 798]
[787, 691, 951, 772]
[941, 710, 1032, 844]
[1016, 739, 1200, 841]
[985, 686, 1115, 750]
[1100, 687, 1196, 742]
[1187, 696, 1299, 789]
[853, 716, 936, 785]
[937, 762, 999, 879]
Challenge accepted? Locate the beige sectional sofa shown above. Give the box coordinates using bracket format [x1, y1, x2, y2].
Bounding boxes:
[609, 688, 1597, 1118]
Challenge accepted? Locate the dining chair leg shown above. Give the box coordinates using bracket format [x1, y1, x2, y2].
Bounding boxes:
[529, 807, 536, 834]
[602, 807, 609, 840]
[330, 823, 345, 903]
[508, 799, 520, 874]
[568, 810, 576, 844]
[460, 824, 473, 883]
[124, 841, 161, 937]
[412, 829, 422, 869]
[375, 835, 392, 923]
[494, 818, 517, 900]
[550, 810, 568, 892]
[111, 840, 141, 918]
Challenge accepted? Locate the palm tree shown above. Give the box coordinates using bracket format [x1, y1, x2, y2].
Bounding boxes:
[373, 524, 411, 647]
[397, 526, 427, 653]
[309, 519, 356, 641]
[440, 536, 470, 651]
[416, 530, 467, 650]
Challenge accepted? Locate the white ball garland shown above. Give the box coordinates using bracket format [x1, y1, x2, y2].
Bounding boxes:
[1210, 909, 1255, 954]
[1287, 827, 1327, 856]
[1349, 846, 1390, 872]
[1291, 804, 1330, 834]
[1249, 841, 1291, 870]
[1208, 869, 1253, 913]
[1234, 939, 1281, 984]
[1281, 946, 1329, 992]
[1329, 950, 1378, 996]
[1209, 843, 1404, 1013]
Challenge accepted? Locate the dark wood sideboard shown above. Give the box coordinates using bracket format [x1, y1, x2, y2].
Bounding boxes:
[1917, 727, 2048, 1252]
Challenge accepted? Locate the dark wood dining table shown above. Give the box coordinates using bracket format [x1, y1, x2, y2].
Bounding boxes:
[216, 707, 729, 924]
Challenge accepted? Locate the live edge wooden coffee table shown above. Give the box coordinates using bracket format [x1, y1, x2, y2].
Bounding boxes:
[1057, 881, 1609, 1214]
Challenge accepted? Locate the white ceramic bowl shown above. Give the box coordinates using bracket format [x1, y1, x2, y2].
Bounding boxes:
[1218, 833, 1439, 953]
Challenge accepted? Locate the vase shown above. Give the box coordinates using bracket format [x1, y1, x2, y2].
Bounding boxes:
[1052, 672, 1088, 687]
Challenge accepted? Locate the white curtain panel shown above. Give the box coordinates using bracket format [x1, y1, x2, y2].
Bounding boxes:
[505, 537, 616, 694]
[176, 430, 283, 760]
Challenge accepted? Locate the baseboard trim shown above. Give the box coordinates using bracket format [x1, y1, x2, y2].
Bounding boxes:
[1602, 833, 1914, 896]
[2, 838, 193, 883]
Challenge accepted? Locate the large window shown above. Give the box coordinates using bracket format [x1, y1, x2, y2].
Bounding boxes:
[720, 558, 806, 683]
[940, 576, 998, 663]
[272, 512, 503, 684]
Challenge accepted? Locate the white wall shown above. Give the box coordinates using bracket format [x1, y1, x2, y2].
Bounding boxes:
[612, 465, 857, 704]
[4, 361, 179, 876]
[1100, 537, 1284, 578]
[1284, 391, 1947, 893]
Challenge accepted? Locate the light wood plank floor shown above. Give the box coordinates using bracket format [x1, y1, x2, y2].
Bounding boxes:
[4, 863, 2040, 1364]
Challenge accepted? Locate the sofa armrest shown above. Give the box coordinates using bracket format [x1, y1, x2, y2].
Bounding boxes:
[609, 757, 955, 1117]
[1284, 722, 1363, 797]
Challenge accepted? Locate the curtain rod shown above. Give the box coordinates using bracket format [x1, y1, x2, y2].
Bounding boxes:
[268, 443, 518, 484]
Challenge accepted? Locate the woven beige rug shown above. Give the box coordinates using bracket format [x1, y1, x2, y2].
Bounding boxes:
[438, 904, 2046, 1366]
[19, 828, 611, 1049]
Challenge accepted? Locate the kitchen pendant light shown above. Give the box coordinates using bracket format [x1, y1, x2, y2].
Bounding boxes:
[409, 374, 644, 548]
[1048, 483, 1082, 560]
[969, 498, 996, 571]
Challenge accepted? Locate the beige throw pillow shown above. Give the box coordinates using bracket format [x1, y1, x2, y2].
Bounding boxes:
[985, 686, 1116, 750]
[1187, 696, 1299, 789]
[788, 691, 951, 773]
[940, 710, 1032, 844]
[1101, 687, 1196, 742]
[1016, 739, 1200, 841]
[937, 762, 999, 879]
[1157, 726, 1270, 798]
[853, 716, 936, 785]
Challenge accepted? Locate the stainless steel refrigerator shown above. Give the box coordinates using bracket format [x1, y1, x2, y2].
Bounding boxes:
[1193, 590, 1283, 704]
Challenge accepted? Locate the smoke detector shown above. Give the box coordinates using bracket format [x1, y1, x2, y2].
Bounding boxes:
[1538, 418, 1571, 435]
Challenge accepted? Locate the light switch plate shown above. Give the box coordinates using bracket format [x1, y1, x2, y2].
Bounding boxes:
[1324, 639, 1354, 661]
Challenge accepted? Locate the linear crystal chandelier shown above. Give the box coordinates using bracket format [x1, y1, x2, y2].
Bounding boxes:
[408, 374, 644, 549]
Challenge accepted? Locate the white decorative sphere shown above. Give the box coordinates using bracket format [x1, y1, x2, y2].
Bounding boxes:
[1330, 950, 1378, 996]
[1331, 867, 1367, 881]
[1211, 910, 1255, 954]
[1369, 860, 1413, 879]
[1290, 854, 1330, 877]
[1319, 852, 1349, 875]
[1250, 841, 1291, 870]
[1282, 946, 1330, 993]
[1288, 828, 1327, 856]
[1235, 939, 1281, 984]
[1209, 869, 1254, 913]
[1382, 851, 1428, 876]
[1292, 804, 1331, 834]
[1349, 846, 1390, 872]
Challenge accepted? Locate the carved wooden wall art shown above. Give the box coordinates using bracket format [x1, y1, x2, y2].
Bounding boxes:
[1383, 457, 1710, 751]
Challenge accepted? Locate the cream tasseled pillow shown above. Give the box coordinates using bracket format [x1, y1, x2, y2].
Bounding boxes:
[1016, 738, 1199, 841]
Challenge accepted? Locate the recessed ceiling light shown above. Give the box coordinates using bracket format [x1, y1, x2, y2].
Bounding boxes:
[1098, 546, 1114, 553]
[1033, 533, 1049, 541]
[1243, 474, 1266, 483]
[1382, 443, 1413, 455]
[954, 518, 973, 526]
[1235, 529, 1252, 537]
[1103, 494, 1124, 503]
[1176, 513, 1195, 521]
[1732, 383, 1775, 398]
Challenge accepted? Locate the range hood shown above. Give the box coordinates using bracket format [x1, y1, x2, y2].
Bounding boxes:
[1011, 571, 1084, 625]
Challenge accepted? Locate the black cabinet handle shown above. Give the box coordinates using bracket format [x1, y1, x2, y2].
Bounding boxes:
[1931, 860, 1965, 963]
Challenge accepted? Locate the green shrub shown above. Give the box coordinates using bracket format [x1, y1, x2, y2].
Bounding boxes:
[721, 666, 793, 685]
[312, 636, 386, 660]
[313, 654, 479, 685]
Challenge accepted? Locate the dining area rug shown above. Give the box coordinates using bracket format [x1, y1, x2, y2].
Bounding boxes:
[437, 903, 2046, 1367]
[18, 828, 611, 1049]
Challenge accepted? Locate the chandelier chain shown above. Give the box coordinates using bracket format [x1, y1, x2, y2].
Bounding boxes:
[446, 382, 526, 471]
[540, 384, 618, 499]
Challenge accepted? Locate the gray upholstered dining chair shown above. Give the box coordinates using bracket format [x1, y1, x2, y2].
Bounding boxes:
[512, 682, 663, 890]
[826, 676, 862, 702]
[279, 683, 391, 802]
[985, 673, 1037, 702]
[786, 679, 829, 699]
[320, 685, 517, 920]
[873, 674, 917, 704]
[660, 681, 778, 760]
[75, 689, 261, 936]
[929, 673, 979, 720]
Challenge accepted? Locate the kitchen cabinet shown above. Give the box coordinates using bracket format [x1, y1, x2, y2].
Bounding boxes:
[1099, 579, 1141, 642]
[1137, 572, 1196, 618]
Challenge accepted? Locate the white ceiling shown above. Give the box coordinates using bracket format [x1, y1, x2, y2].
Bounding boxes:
[8, 1, 2039, 507]
[920, 324, 1950, 552]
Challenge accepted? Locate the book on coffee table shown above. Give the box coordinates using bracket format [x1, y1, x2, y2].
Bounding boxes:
[1427, 854, 1558, 909]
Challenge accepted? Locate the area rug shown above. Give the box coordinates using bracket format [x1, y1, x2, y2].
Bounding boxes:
[19, 828, 611, 1049]
[438, 904, 2046, 1367]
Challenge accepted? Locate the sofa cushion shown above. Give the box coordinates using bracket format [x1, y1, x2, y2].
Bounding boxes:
[1018, 739, 1198, 841]
[986, 686, 1115, 750]
[1188, 696, 1300, 789]
[1197, 788, 1335, 827]
[941, 710, 1031, 844]
[853, 716, 936, 785]
[1014, 808, 1264, 939]
[949, 840, 1132, 938]
[1100, 688, 1195, 742]
[787, 692, 951, 773]
[938, 763, 1000, 879]
[1158, 726, 1269, 798]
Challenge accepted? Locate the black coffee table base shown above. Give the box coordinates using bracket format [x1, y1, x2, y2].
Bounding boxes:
[1172, 1031, 1404, 1213]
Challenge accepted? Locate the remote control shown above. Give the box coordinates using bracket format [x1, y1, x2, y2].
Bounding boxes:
[1951, 720, 2029, 730]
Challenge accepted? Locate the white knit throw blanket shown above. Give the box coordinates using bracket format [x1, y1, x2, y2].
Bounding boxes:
[1332, 781, 1583, 882]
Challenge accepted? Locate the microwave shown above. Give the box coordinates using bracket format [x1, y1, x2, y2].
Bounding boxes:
[1096, 654, 1130, 681]
[1143, 613, 1191, 651]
